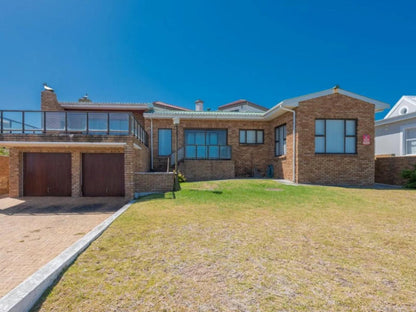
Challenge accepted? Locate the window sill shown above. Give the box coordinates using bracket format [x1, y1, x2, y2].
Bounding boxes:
[274, 155, 287, 160]
[239, 143, 264, 146]
[314, 153, 357, 156]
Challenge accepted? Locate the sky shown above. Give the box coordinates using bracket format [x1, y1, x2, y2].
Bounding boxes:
[0, 1, 415, 119]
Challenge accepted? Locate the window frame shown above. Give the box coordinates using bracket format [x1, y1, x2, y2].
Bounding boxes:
[184, 128, 231, 160]
[158, 128, 172, 156]
[275, 124, 287, 157]
[239, 129, 264, 145]
[315, 119, 357, 155]
[404, 127, 416, 155]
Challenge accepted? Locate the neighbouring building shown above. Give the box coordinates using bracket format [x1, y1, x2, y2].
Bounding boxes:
[374, 96, 416, 186]
[375, 96, 416, 156]
[0, 86, 389, 198]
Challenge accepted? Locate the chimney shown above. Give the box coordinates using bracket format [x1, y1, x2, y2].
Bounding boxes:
[195, 99, 204, 112]
[78, 93, 92, 102]
[41, 90, 63, 111]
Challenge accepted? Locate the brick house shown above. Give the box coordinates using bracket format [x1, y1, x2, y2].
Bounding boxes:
[0, 86, 388, 198]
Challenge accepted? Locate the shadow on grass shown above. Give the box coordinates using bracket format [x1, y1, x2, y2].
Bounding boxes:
[186, 189, 223, 195]
[134, 192, 172, 203]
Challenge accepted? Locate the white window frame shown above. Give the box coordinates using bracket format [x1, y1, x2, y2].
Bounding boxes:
[404, 126, 416, 155]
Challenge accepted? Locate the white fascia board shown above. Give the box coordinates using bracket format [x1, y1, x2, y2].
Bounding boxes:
[384, 96, 416, 119]
[375, 112, 416, 126]
[143, 112, 264, 121]
[265, 88, 390, 119]
[60, 103, 150, 110]
[337, 89, 390, 111]
[384, 96, 406, 119]
[0, 141, 127, 148]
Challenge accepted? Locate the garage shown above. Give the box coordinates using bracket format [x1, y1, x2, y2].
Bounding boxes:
[23, 153, 72, 196]
[82, 153, 125, 196]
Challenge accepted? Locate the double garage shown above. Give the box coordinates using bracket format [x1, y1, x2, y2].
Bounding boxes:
[23, 152, 125, 197]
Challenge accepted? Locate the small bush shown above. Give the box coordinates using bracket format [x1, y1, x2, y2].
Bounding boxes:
[173, 171, 186, 183]
[401, 164, 416, 188]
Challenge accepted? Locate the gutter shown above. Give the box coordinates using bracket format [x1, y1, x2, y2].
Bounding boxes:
[150, 118, 154, 170]
[278, 104, 296, 183]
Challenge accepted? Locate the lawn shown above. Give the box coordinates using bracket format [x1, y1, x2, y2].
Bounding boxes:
[34, 180, 416, 311]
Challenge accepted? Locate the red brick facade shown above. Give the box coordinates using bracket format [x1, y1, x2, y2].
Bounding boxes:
[1, 89, 380, 198]
[375, 155, 416, 185]
[295, 93, 375, 185]
[3, 134, 149, 199]
[135, 172, 174, 193]
[0, 155, 9, 194]
[147, 93, 376, 185]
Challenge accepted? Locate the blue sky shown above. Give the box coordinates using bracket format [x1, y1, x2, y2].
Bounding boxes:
[0, 1, 415, 119]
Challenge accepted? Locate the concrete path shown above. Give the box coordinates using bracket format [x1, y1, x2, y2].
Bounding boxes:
[0, 197, 127, 298]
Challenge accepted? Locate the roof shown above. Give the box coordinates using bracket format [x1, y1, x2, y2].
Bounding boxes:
[218, 99, 268, 112]
[60, 102, 150, 110]
[376, 110, 416, 126]
[384, 96, 416, 119]
[152, 101, 192, 111]
[145, 87, 390, 121]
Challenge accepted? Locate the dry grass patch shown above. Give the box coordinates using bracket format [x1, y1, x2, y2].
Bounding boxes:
[34, 180, 416, 311]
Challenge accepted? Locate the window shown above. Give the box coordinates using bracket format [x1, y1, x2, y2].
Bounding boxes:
[185, 129, 230, 159]
[275, 124, 286, 156]
[315, 119, 356, 154]
[239, 130, 264, 144]
[405, 128, 416, 155]
[158, 129, 172, 156]
[400, 107, 408, 115]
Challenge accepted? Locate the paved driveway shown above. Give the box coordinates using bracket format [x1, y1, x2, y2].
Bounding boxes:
[0, 196, 127, 297]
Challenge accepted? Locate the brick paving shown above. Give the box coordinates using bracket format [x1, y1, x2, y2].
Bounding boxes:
[0, 196, 127, 297]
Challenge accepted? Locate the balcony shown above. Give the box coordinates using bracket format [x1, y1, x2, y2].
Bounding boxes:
[0, 110, 148, 146]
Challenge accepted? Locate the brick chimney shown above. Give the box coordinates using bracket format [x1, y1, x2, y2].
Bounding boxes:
[195, 99, 204, 112]
[41, 90, 63, 111]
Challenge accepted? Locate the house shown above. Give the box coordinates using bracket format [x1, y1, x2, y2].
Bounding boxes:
[0, 86, 389, 199]
[375, 96, 416, 156]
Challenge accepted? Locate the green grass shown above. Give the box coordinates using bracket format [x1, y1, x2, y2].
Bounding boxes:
[34, 180, 416, 311]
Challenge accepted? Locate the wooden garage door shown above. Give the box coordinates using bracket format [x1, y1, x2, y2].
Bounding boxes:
[82, 153, 124, 196]
[24, 153, 71, 196]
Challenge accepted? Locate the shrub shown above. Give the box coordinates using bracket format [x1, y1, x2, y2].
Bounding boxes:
[401, 164, 416, 188]
[173, 171, 187, 183]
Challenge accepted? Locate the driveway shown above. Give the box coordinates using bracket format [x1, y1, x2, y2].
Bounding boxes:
[0, 196, 127, 297]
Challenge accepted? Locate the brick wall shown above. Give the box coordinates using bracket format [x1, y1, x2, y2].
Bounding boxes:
[5, 134, 149, 199]
[145, 116, 293, 180]
[375, 155, 416, 185]
[179, 160, 235, 181]
[135, 172, 174, 193]
[0, 156, 9, 194]
[296, 93, 375, 185]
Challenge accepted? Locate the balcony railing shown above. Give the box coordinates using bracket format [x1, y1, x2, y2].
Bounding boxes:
[0, 110, 148, 146]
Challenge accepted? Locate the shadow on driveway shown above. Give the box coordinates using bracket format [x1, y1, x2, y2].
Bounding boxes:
[0, 197, 128, 215]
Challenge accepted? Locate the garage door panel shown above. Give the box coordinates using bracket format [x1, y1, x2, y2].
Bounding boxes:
[23, 153, 71, 196]
[82, 153, 124, 196]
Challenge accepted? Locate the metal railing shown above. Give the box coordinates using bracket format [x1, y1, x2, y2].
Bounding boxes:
[0, 110, 148, 146]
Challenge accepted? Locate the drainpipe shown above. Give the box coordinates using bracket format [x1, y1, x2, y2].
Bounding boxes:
[150, 118, 154, 170]
[279, 105, 296, 183]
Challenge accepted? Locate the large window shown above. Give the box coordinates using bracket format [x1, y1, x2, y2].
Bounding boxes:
[239, 130, 264, 144]
[185, 129, 231, 159]
[315, 119, 356, 154]
[405, 128, 416, 155]
[275, 124, 286, 156]
[158, 129, 172, 156]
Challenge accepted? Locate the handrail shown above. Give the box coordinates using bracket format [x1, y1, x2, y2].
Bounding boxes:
[0, 110, 149, 146]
